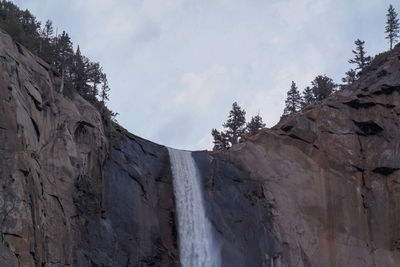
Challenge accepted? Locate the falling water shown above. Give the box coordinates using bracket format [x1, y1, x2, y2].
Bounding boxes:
[168, 148, 219, 267]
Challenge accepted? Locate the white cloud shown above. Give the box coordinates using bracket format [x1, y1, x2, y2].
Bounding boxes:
[142, 0, 183, 21]
[104, 10, 139, 38]
[273, 0, 330, 28]
[174, 64, 231, 109]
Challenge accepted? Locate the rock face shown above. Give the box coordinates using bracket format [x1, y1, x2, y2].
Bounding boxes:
[2, 26, 400, 266]
[193, 151, 281, 266]
[74, 127, 178, 266]
[0, 29, 177, 266]
[215, 48, 400, 265]
[0, 28, 110, 266]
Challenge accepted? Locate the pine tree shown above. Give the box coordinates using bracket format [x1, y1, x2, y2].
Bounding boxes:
[0, 1, 36, 50]
[211, 129, 229, 150]
[55, 31, 74, 93]
[385, 5, 400, 50]
[100, 73, 110, 104]
[211, 102, 247, 149]
[0, 1, 116, 121]
[55, 31, 73, 67]
[42, 19, 53, 39]
[301, 86, 315, 109]
[342, 69, 356, 85]
[311, 75, 336, 101]
[223, 102, 246, 145]
[38, 20, 55, 63]
[283, 81, 301, 116]
[72, 46, 90, 97]
[349, 39, 371, 73]
[87, 62, 102, 101]
[246, 114, 266, 136]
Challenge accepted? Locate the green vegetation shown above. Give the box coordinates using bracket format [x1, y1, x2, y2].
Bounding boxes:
[211, 102, 266, 150]
[284, 5, 400, 118]
[342, 69, 356, 85]
[386, 4, 400, 50]
[364, 50, 391, 73]
[283, 81, 302, 116]
[342, 5, 399, 86]
[246, 114, 266, 136]
[282, 75, 337, 117]
[0, 0, 117, 125]
[348, 39, 371, 74]
[311, 75, 336, 101]
[301, 86, 315, 109]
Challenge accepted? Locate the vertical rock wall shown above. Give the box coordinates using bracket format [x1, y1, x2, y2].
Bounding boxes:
[0, 29, 178, 266]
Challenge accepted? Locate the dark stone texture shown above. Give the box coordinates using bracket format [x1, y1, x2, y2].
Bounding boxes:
[75, 127, 179, 266]
[0, 29, 178, 267]
[193, 151, 281, 266]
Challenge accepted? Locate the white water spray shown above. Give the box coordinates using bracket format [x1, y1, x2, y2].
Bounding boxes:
[168, 148, 219, 267]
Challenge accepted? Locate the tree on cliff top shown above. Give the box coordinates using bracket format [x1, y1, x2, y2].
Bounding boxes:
[349, 39, 371, 73]
[0, 1, 41, 52]
[386, 5, 400, 50]
[211, 129, 230, 150]
[212, 102, 267, 150]
[342, 69, 356, 85]
[0, 1, 117, 125]
[100, 73, 110, 105]
[246, 114, 266, 136]
[223, 102, 246, 145]
[72, 46, 89, 96]
[301, 86, 315, 109]
[283, 81, 301, 116]
[311, 75, 336, 101]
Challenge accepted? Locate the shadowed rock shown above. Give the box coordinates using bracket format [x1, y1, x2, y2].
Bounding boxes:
[353, 120, 383, 136]
[372, 167, 399, 176]
[343, 99, 376, 109]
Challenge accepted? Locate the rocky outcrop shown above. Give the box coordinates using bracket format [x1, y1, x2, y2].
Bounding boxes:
[0, 29, 177, 266]
[207, 46, 400, 266]
[0, 28, 109, 265]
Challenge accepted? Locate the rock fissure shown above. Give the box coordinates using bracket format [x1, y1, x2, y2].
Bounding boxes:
[110, 158, 148, 199]
[26, 91, 42, 111]
[124, 133, 158, 158]
[3, 232, 23, 238]
[30, 117, 40, 142]
[327, 104, 340, 109]
[343, 99, 376, 109]
[287, 133, 313, 144]
[372, 167, 399, 176]
[48, 194, 65, 216]
[353, 120, 383, 136]
[321, 130, 354, 136]
[372, 84, 400, 95]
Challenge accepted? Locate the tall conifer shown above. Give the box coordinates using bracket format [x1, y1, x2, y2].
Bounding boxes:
[385, 5, 400, 50]
[283, 81, 302, 116]
[349, 39, 371, 73]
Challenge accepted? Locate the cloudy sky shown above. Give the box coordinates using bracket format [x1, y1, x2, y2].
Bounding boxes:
[14, 0, 399, 150]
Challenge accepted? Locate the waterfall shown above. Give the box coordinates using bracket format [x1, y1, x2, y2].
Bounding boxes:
[168, 148, 219, 267]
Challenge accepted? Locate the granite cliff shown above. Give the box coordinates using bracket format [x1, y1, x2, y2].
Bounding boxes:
[0, 29, 177, 266]
[1, 27, 400, 266]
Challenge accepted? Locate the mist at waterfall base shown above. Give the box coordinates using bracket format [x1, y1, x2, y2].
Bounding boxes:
[168, 148, 220, 267]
